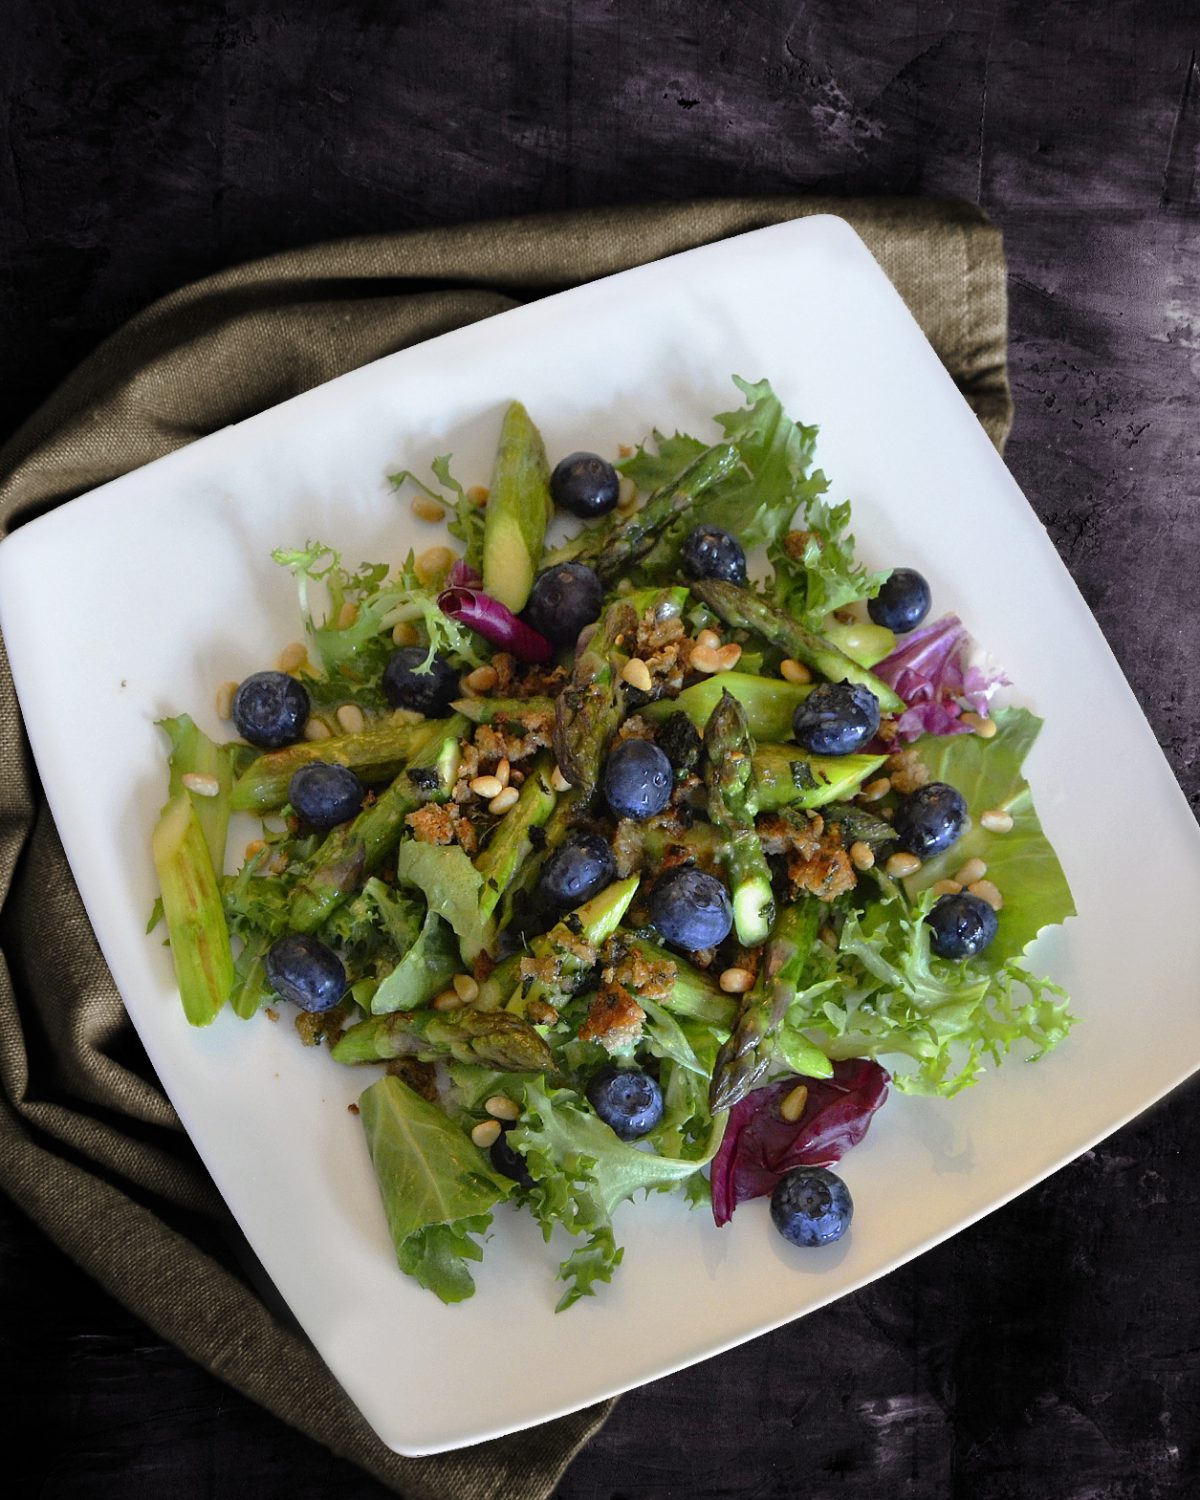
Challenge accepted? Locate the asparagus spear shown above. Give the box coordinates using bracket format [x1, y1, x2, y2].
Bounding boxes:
[289, 714, 467, 933]
[611, 934, 737, 1029]
[475, 753, 558, 928]
[703, 690, 775, 947]
[505, 875, 640, 1015]
[158, 714, 238, 872]
[642, 671, 813, 743]
[752, 744, 886, 813]
[332, 1006, 554, 1072]
[151, 791, 235, 1026]
[450, 695, 557, 726]
[481, 400, 553, 613]
[230, 717, 440, 813]
[552, 596, 638, 798]
[546, 444, 741, 581]
[689, 579, 905, 712]
[708, 900, 821, 1114]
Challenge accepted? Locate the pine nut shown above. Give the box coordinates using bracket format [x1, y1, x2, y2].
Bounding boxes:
[617, 476, 638, 510]
[621, 657, 653, 693]
[303, 718, 332, 741]
[464, 665, 498, 694]
[215, 680, 238, 720]
[336, 600, 360, 629]
[980, 808, 1014, 833]
[689, 645, 721, 675]
[779, 658, 813, 685]
[618, 443, 634, 458]
[181, 772, 220, 797]
[336, 703, 366, 734]
[509, 768, 525, 785]
[968, 878, 1003, 910]
[471, 1119, 502, 1148]
[780, 1084, 809, 1123]
[859, 777, 892, 802]
[715, 643, 742, 671]
[411, 496, 446, 523]
[719, 967, 755, 994]
[489, 787, 520, 815]
[244, 839, 266, 859]
[955, 857, 988, 885]
[695, 628, 722, 651]
[931, 879, 963, 897]
[819, 927, 838, 948]
[551, 765, 572, 792]
[390, 707, 424, 725]
[495, 757, 511, 788]
[885, 851, 922, 878]
[470, 775, 504, 799]
[415, 546, 454, 585]
[467, 485, 489, 507]
[432, 990, 463, 1011]
[391, 621, 419, 647]
[485, 1095, 521, 1122]
[962, 711, 997, 739]
[452, 973, 480, 1002]
[277, 642, 307, 672]
[849, 841, 875, 871]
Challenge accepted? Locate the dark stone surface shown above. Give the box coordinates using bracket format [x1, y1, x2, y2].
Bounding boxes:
[2, 3, 1198, 1497]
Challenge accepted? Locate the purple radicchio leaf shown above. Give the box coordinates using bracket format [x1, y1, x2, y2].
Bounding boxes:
[710, 1058, 889, 1227]
[438, 586, 554, 663]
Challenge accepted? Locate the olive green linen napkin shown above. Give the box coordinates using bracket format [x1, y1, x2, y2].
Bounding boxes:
[0, 198, 1010, 1498]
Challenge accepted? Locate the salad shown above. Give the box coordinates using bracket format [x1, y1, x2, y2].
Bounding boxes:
[151, 377, 1076, 1309]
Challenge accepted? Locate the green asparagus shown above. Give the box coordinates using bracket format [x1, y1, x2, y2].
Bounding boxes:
[289, 714, 467, 933]
[332, 1006, 555, 1072]
[505, 875, 640, 1015]
[689, 579, 905, 712]
[230, 717, 439, 813]
[481, 400, 554, 613]
[752, 744, 886, 813]
[552, 596, 637, 798]
[642, 670, 813, 743]
[474, 753, 558, 928]
[611, 934, 737, 1029]
[708, 900, 822, 1114]
[151, 791, 234, 1026]
[703, 690, 775, 946]
[450, 696, 557, 726]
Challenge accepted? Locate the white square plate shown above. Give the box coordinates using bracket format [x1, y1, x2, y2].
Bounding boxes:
[3, 217, 1199, 1456]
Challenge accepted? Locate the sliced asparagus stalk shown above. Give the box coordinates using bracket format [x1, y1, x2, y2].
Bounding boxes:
[703, 689, 775, 947]
[752, 745, 886, 813]
[481, 400, 554, 613]
[642, 671, 813, 745]
[151, 791, 234, 1026]
[230, 717, 440, 813]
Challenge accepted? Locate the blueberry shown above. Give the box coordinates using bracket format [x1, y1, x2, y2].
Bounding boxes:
[926, 891, 999, 959]
[602, 738, 673, 821]
[381, 648, 459, 716]
[868, 568, 932, 634]
[586, 1066, 664, 1141]
[489, 1128, 534, 1187]
[679, 525, 747, 585]
[550, 452, 620, 519]
[287, 762, 364, 830]
[522, 563, 604, 646]
[649, 866, 733, 952]
[792, 681, 881, 756]
[770, 1167, 853, 1247]
[538, 832, 617, 909]
[265, 933, 346, 1013]
[892, 781, 968, 858]
[231, 671, 310, 749]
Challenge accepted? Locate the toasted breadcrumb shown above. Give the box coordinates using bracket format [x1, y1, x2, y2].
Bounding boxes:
[579, 980, 646, 1051]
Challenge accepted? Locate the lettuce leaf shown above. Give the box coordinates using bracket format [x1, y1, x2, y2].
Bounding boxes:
[509, 1075, 723, 1311]
[370, 909, 460, 1014]
[395, 841, 488, 961]
[358, 1075, 512, 1303]
[390, 453, 485, 574]
[768, 493, 891, 629]
[904, 706, 1076, 966]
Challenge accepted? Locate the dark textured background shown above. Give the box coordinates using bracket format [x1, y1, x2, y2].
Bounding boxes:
[3, 3, 1199, 1496]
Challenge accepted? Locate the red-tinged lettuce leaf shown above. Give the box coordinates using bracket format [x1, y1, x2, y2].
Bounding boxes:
[438, 586, 554, 663]
[710, 1058, 889, 1227]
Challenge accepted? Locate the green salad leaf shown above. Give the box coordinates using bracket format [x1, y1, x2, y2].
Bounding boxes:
[904, 707, 1077, 966]
[396, 841, 488, 961]
[768, 493, 891, 628]
[359, 1075, 512, 1304]
[370, 910, 460, 1014]
[510, 1075, 722, 1311]
[391, 453, 485, 574]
